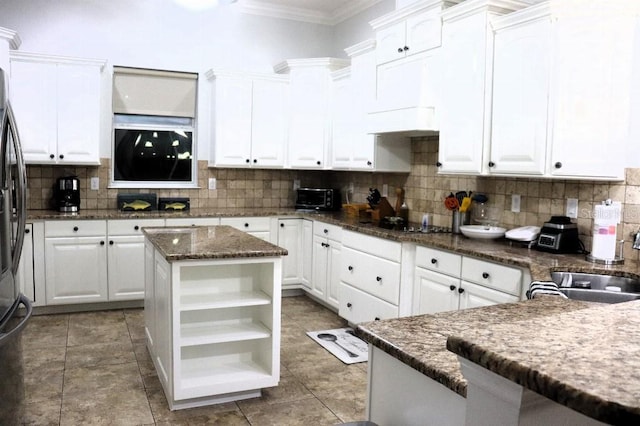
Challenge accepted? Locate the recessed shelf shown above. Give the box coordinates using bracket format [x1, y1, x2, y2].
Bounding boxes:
[180, 291, 272, 311]
[180, 322, 271, 347]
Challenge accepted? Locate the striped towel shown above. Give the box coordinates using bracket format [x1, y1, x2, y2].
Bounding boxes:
[527, 281, 568, 299]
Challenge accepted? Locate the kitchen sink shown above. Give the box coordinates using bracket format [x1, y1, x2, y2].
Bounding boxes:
[551, 272, 640, 304]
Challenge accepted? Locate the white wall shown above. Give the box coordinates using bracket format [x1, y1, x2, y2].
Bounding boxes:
[332, 0, 395, 56]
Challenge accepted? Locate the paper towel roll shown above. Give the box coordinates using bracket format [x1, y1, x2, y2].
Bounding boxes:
[591, 223, 617, 260]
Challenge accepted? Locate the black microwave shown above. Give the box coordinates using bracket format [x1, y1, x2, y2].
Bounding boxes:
[295, 188, 342, 211]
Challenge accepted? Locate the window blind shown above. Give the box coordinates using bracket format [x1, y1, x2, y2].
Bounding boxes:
[112, 66, 198, 118]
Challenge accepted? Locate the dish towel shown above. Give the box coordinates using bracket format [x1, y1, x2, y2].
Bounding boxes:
[527, 281, 568, 299]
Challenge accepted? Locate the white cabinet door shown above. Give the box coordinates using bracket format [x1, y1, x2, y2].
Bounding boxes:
[251, 78, 287, 167]
[376, 22, 406, 65]
[288, 67, 328, 168]
[277, 219, 302, 287]
[438, 13, 487, 174]
[9, 59, 58, 163]
[330, 71, 355, 169]
[45, 236, 108, 304]
[548, 14, 629, 179]
[212, 76, 253, 166]
[349, 48, 376, 170]
[311, 235, 328, 299]
[413, 267, 459, 315]
[490, 17, 550, 175]
[301, 219, 313, 289]
[108, 235, 146, 301]
[459, 281, 518, 310]
[405, 8, 442, 55]
[55, 63, 101, 164]
[144, 240, 156, 351]
[327, 241, 341, 308]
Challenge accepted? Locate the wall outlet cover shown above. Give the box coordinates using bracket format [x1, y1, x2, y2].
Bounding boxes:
[511, 194, 521, 213]
[566, 198, 579, 218]
[293, 179, 300, 190]
[90, 177, 99, 191]
[208, 177, 216, 190]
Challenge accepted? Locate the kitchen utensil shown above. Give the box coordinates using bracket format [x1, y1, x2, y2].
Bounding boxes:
[459, 225, 506, 239]
[444, 193, 459, 211]
[455, 191, 467, 206]
[367, 188, 381, 207]
[317, 333, 358, 358]
[395, 188, 405, 216]
[452, 210, 470, 234]
[459, 197, 471, 213]
[472, 193, 488, 203]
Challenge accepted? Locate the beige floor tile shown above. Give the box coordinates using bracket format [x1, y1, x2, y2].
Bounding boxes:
[242, 396, 340, 426]
[65, 341, 136, 368]
[22, 314, 69, 350]
[67, 310, 131, 346]
[236, 375, 315, 415]
[124, 308, 147, 342]
[22, 399, 62, 426]
[146, 384, 240, 424]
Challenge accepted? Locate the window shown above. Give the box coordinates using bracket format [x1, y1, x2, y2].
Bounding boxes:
[111, 67, 198, 188]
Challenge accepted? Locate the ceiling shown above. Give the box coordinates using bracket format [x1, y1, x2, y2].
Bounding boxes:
[236, 0, 385, 25]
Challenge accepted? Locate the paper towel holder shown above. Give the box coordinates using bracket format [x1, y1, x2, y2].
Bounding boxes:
[586, 239, 625, 265]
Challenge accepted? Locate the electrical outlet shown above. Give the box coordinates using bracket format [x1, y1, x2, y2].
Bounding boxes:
[208, 178, 216, 190]
[566, 198, 578, 218]
[511, 194, 521, 213]
[90, 177, 99, 191]
[382, 184, 389, 197]
[293, 179, 300, 190]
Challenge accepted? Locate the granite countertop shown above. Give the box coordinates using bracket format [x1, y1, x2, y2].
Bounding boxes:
[447, 300, 640, 424]
[143, 225, 288, 261]
[355, 297, 595, 397]
[28, 208, 640, 281]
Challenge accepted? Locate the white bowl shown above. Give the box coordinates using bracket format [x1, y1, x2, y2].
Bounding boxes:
[459, 225, 506, 240]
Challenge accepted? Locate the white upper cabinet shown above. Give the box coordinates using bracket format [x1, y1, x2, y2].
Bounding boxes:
[489, 0, 639, 180]
[368, 0, 462, 134]
[438, 0, 532, 174]
[208, 70, 288, 168]
[275, 58, 348, 169]
[9, 52, 104, 165]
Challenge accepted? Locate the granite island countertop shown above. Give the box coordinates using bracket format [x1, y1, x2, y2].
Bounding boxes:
[355, 297, 595, 397]
[28, 207, 640, 281]
[143, 225, 287, 261]
[446, 299, 640, 424]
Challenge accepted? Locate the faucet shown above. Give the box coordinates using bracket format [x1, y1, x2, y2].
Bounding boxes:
[633, 231, 640, 250]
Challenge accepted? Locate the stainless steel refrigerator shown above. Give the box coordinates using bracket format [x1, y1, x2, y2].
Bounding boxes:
[0, 66, 31, 425]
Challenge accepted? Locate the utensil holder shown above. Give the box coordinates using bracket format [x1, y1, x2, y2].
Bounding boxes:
[452, 211, 470, 234]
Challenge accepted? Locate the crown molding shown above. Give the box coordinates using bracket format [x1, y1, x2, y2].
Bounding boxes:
[441, 0, 534, 23]
[10, 51, 106, 69]
[0, 27, 21, 49]
[273, 57, 350, 74]
[370, 0, 462, 30]
[238, 0, 384, 26]
[344, 39, 376, 57]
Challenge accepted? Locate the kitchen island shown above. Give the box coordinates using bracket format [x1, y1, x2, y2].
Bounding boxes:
[355, 297, 614, 425]
[143, 225, 287, 410]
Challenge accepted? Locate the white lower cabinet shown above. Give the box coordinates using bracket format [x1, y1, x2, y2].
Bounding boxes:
[17, 222, 45, 306]
[44, 219, 164, 305]
[301, 219, 313, 290]
[107, 219, 165, 301]
[277, 218, 303, 289]
[145, 243, 281, 410]
[44, 220, 108, 305]
[339, 230, 403, 324]
[413, 245, 521, 315]
[311, 222, 342, 308]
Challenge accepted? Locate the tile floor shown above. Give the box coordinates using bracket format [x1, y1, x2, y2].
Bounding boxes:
[21, 295, 368, 425]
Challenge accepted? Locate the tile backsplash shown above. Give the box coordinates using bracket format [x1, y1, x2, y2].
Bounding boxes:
[26, 137, 640, 259]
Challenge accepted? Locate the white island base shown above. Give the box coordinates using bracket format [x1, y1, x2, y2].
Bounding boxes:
[144, 237, 283, 411]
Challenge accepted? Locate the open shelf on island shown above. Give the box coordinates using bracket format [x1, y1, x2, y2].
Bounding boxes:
[180, 321, 271, 347]
[180, 290, 271, 311]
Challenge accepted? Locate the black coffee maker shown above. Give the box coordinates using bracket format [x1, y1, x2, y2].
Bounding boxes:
[54, 176, 80, 212]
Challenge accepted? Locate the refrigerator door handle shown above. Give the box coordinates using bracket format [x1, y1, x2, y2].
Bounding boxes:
[3, 101, 27, 275]
[0, 294, 33, 347]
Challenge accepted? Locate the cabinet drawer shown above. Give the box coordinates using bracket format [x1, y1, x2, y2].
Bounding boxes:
[220, 217, 271, 231]
[338, 282, 398, 324]
[415, 246, 461, 276]
[342, 230, 401, 263]
[45, 220, 106, 237]
[165, 217, 220, 227]
[108, 219, 165, 236]
[341, 246, 400, 305]
[312, 221, 342, 240]
[461, 257, 522, 296]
